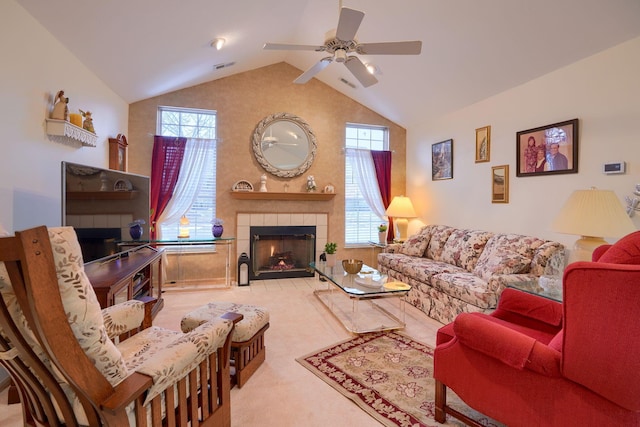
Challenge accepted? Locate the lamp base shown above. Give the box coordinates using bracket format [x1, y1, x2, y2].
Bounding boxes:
[568, 236, 607, 264]
[394, 218, 409, 242]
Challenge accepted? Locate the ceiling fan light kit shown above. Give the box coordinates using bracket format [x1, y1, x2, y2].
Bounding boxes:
[211, 37, 226, 50]
[264, 7, 421, 88]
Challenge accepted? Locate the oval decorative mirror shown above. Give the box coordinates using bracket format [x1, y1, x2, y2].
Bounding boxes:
[252, 112, 317, 178]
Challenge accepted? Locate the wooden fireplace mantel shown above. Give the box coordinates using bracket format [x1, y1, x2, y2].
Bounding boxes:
[229, 191, 335, 201]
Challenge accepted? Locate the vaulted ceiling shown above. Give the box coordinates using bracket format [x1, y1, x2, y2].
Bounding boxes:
[16, 0, 640, 128]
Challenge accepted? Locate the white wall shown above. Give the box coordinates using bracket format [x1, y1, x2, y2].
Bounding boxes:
[406, 36, 640, 254]
[0, 0, 128, 232]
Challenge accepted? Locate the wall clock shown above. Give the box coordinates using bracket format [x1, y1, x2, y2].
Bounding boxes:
[108, 133, 128, 171]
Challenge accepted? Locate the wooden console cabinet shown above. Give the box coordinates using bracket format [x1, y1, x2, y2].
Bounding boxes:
[84, 245, 164, 317]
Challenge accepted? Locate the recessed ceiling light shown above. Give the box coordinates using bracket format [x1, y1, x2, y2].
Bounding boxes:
[211, 38, 226, 50]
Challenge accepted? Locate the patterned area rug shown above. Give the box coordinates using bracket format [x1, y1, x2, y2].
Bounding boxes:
[297, 331, 500, 427]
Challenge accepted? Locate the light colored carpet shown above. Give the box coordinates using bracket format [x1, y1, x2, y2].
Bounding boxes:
[0, 276, 455, 426]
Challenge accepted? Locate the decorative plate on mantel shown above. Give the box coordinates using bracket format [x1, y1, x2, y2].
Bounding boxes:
[232, 180, 254, 192]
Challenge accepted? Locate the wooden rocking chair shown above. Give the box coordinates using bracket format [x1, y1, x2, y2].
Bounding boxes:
[0, 225, 241, 426]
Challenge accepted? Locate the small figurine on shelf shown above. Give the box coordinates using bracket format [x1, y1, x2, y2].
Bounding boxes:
[50, 90, 69, 121]
[79, 109, 95, 134]
[306, 175, 317, 192]
[259, 174, 268, 192]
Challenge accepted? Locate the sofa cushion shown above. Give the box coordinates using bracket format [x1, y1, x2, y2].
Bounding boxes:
[441, 229, 493, 271]
[473, 250, 532, 280]
[399, 228, 432, 257]
[425, 225, 455, 261]
[377, 253, 465, 283]
[597, 231, 640, 264]
[431, 272, 497, 309]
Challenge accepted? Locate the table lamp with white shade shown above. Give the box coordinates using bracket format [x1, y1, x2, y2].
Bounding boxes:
[385, 196, 417, 242]
[552, 187, 636, 263]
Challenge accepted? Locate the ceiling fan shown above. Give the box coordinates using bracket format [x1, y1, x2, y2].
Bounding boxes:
[263, 5, 422, 87]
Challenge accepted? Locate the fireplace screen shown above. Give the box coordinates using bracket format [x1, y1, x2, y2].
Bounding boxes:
[250, 226, 316, 280]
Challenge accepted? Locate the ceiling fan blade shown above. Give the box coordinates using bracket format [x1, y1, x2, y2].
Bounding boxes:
[264, 43, 325, 52]
[294, 57, 333, 84]
[344, 56, 378, 87]
[335, 7, 364, 41]
[357, 41, 422, 55]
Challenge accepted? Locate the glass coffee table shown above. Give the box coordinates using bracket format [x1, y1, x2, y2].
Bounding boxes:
[310, 262, 411, 334]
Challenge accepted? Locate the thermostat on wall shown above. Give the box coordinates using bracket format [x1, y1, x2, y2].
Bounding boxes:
[602, 161, 625, 174]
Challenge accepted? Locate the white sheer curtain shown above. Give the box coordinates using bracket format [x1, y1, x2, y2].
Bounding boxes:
[345, 148, 386, 220]
[157, 138, 213, 239]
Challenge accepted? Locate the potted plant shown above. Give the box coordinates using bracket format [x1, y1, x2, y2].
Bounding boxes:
[377, 223, 388, 244]
[324, 242, 337, 267]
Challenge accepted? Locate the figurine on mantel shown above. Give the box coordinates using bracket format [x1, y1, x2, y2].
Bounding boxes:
[79, 109, 95, 134]
[259, 174, 268, 192]
[50, 90, 69, 121]
[306, 175, 317, 192]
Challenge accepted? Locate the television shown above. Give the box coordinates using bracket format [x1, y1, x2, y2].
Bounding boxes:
[62, 162, 151, 263]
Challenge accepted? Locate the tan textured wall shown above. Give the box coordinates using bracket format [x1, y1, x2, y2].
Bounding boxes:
[128, 62, 406, 282]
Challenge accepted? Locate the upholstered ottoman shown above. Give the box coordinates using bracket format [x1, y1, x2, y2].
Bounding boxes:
[181, 302, 270, 388]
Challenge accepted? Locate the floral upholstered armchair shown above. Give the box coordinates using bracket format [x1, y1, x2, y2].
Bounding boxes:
[0, 226, 240, 426]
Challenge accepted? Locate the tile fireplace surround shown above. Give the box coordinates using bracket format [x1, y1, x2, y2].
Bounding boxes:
[236, 213, 328, 265]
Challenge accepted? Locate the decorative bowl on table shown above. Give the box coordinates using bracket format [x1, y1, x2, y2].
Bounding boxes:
[342, 259, 363, 274]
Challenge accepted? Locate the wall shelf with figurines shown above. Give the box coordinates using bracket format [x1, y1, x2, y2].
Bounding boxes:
[46, 89, 97, 147]
[46, 119, 97, 147]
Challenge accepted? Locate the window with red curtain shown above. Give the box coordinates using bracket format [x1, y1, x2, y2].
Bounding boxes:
[344, 123, 389, 245]
[149, 136, 186, 239]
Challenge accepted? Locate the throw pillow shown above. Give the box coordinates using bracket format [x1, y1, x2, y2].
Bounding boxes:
[597, 231, 640, 264]
[399, 231, 431, 257]
[425, 225, 455, 260]
[440, 229, 493, 270]
[473, 250, 531, 281]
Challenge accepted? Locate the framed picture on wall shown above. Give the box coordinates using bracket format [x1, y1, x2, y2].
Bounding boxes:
[491, 165, 509, 203]
[475, 126, 490, 163]
[516, 118, 578, 177]
[432, 139, 453, 180]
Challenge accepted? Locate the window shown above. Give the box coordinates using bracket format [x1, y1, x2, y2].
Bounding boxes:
[344, 123, 389, 245]
[157, 106, 217, 240]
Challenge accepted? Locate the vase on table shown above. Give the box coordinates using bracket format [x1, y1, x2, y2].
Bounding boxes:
[129, 224, 143, 240]
[378, 231, 387, 244]
[212, 224, 224, 238]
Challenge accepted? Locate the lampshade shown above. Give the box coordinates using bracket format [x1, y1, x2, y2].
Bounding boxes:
[552, 187, 636, 262]
[385, 196, 417, 242]
[385, 196, 417, 218]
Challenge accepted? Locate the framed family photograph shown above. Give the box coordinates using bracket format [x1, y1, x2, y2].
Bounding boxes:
[491, 165, 509, 203]
[516, 118, 579, 177]
[432, 139, 453, 180]
[475, 125, 490, 163]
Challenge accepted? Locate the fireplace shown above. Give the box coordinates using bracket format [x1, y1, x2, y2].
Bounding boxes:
[250, 226, 316, 280]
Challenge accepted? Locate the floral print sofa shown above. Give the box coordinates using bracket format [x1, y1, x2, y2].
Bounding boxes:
[377, 225, 565, 324]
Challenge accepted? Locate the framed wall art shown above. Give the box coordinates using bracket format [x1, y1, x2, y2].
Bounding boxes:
[475, 125, 490, 163]
[491, 165, 509, 203]
[516, 118, 578, 177]
[432, 139, 453, 180]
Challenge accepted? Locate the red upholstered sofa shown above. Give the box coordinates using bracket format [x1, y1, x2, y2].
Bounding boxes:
[433, 231, 640, 426]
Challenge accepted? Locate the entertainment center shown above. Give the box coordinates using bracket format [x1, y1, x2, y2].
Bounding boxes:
[84, 245, 164, 317]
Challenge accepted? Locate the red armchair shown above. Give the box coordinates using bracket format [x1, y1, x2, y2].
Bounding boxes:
[433, 232, 640, 426]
